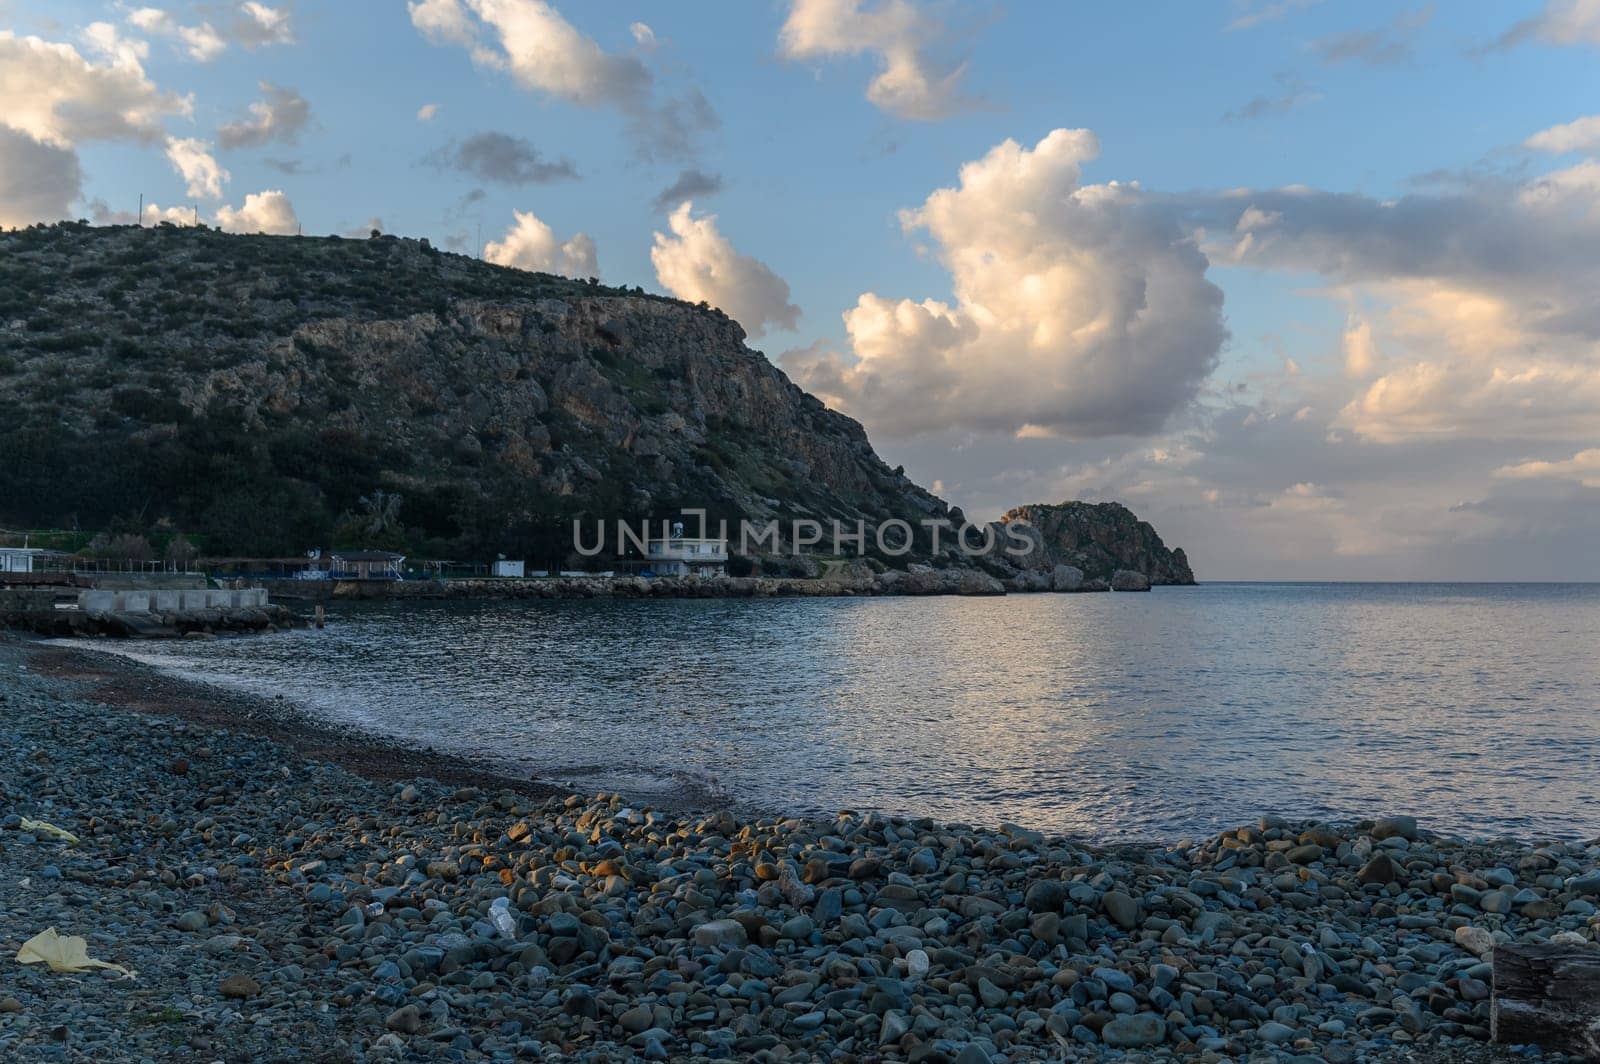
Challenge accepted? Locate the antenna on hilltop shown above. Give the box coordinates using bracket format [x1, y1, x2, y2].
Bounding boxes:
[137, 192, 143, 227]
[192, 204, 198, 227]
[476, 219, 482, 260]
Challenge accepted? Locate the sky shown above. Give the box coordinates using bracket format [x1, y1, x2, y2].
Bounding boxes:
[2, 0, 1599, 580]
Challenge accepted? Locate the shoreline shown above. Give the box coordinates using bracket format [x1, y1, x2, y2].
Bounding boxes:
[10, 634, 581, 806]
[0, 633, 1579, 1062]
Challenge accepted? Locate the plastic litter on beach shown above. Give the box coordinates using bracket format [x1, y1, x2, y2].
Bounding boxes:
[18, 819, 80, 845]
[16, 928, 134, 979]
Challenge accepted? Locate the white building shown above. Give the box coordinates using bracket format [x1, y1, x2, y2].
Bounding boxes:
[645, 530, 727, 577]
[0, 547, 55, 574]
[492, 559, 525, 578]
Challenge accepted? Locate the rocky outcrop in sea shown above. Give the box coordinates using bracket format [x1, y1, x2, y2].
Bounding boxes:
[995, 501, 1195, 585]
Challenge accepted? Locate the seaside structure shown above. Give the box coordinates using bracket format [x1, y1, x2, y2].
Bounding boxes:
[0, 547, 63, 574]
[328, 550, 405, 581]
[492, 559, 525, 578]
[643, 527, 728, 577]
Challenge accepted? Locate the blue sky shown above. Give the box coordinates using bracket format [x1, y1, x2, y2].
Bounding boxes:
[4, 1, 1600, 578]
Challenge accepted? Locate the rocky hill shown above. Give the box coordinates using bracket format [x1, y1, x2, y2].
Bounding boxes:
[997, 501, 1196, 585]
[0, 223, 948, 561]
[0, 223, 1197, 582]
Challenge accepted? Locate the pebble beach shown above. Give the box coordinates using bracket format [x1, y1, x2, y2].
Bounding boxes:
[0, 635, 1593, 1062]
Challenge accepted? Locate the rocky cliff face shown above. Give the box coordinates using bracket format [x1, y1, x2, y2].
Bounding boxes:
[0, 223, 947, 558]
[996, 501, 1196, 585]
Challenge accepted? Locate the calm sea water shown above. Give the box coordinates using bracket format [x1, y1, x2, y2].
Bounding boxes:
[85, 583, 1600, 841]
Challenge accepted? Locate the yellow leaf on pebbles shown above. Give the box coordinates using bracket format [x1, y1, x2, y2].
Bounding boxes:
[16, 928, 133, 979]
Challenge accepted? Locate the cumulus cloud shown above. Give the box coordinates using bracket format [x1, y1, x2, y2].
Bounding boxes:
[164, 137, 229, 198]
[1525, 114, 1600, 154]
[126, 4, 289, 61]
[630, 22, 656, 49]
[651, 168, 721, 212]
[214, 189, 299, 234]
[1342, 315, 1380, 377]
[483, 209, 598, 277]
[407, 0, 715, 161]
[218, 82, 311, 149]
[424, 131, 577, 185]
[1186, 159, 1600, 443]
[126, 8, 226, 61]
[417, 102, 441, 121]
[778, 0, 971, 120]
[0, 28, 191, 226]
[650, 202, 800, 338]
[234, 3, 295, 47]
[785, 129, 1225, 438]
[0, 29, 188, 147]
[0, 127, 82, 228]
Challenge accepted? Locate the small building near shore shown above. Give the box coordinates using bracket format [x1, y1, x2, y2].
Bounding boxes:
[0, 547, 63, 574]
[643, 531, 727, 577]
[492, 559, 525, 578]
[328, 550, 405, 581]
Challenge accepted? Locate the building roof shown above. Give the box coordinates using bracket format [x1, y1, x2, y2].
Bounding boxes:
[329, 550, 405, 561]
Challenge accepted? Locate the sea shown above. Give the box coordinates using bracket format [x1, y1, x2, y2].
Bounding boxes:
[83, 582, 1600, 842]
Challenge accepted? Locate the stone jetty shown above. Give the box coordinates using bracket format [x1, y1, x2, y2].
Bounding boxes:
[0, 587, 299, 639]
[0, 645, 1591, 1061]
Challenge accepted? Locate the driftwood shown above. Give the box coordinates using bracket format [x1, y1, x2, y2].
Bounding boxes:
[1492, 941, 1600, 1057]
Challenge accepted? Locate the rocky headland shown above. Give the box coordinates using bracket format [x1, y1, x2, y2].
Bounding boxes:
[0, 636, 1589, 1062]
[0, 223, 1197, 588]
[994, 502, 1195, 587]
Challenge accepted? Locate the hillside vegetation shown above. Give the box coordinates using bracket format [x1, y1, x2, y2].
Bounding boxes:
[0, 223, 947, 563]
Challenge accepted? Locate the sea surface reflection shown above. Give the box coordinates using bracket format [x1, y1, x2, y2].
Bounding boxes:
[90, 582, 1600, 841]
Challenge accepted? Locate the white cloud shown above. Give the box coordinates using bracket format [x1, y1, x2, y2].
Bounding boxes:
[0, 30, 188, 147]
[235, 2, 295, 47]
[218, 82, 311, 149]
[143, 202, 199, 225]
[126, 3, 289, 61]
[1496, 448, 1600, 487]
[165, 136, 229, 198]
[483, 209, 598, 277]
[630, 22, 656, 49]
[778, 0, 970, 120]
[417, 102, 441, 121]
[1342, 315, 1380, 377]
[214, 189, 299, 234]
[650, 201, 800, 338]
[785, 129, 1225, 438]
[81, 20, 150, 69]
[0, 29, 192, 226]
[408, 0, 712, 160]
[1189, 161, 1600, 443]
[124, 8, 227, 62]
[1525, 114, 1600, 154]
[177, 22, 228, 61]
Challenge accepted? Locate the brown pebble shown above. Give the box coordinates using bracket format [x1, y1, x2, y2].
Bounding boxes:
[1356, 853, 1398, 885]
[168, 756, 189, 776]
[0, 997, 22, 1014]
[219, 973, 260, 999]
